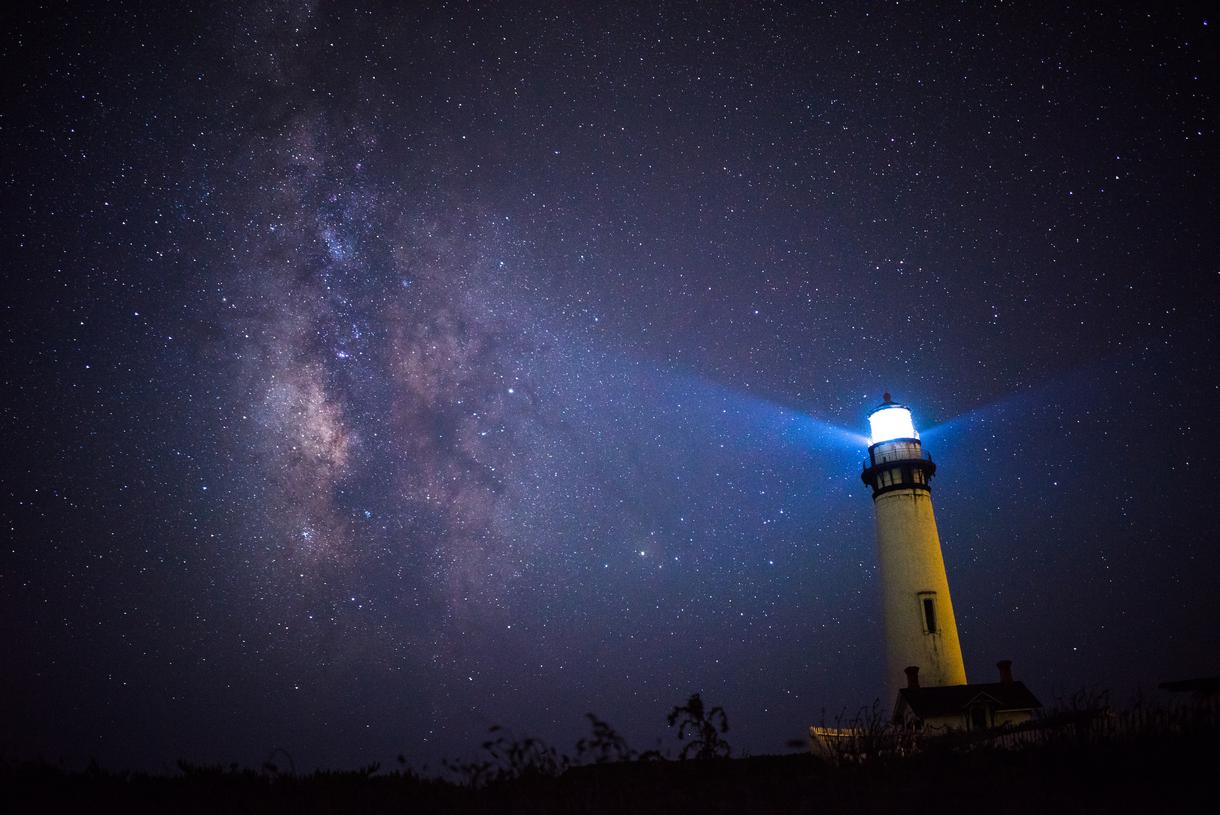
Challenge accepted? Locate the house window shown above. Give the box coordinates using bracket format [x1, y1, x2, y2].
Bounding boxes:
[918, 592, 937, 634]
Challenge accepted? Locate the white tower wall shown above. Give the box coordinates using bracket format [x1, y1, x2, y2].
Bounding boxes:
[873, 487, 967, 699]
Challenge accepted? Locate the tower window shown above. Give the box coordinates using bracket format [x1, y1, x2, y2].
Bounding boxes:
[918, 593, 938, 634]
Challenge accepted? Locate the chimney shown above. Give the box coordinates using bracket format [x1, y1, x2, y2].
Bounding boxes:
[997, 659, 1014, 685]
[904, 666, 920, 689]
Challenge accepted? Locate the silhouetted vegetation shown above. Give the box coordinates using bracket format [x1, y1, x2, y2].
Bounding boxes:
[665, 692, 732, 759]
[813, 699, 917, 764]
[4, 691, 1216, 813]
[575, 713, 638, 764]
[443, 725, 569, 787]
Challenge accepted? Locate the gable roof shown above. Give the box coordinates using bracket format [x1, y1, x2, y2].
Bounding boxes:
[895, 681, 1042, 720]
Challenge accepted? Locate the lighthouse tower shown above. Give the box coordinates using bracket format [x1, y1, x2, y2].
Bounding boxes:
[861, 394, 967, 701]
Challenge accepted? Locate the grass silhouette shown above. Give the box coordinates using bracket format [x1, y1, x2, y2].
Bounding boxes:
[4, 690, 1215, 813]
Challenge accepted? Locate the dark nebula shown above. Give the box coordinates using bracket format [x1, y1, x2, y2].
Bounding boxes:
[3, 2, 1216, 770]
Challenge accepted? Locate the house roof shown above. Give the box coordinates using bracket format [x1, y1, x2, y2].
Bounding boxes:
[895, 681, 1042, 720]
[1159, 676, 1220, 694]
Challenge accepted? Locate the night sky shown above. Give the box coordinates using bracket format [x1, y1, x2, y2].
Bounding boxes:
[3, 2, 1217, 772]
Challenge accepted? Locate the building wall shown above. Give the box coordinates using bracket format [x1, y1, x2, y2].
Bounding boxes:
[916, 709, 1035, 735]
[994, 709, 1035, 727]
[874, 488, 968, 700]
[920, 714, 963, 735]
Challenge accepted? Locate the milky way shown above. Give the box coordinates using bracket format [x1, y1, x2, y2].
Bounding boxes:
[4, 1, 1217, 770]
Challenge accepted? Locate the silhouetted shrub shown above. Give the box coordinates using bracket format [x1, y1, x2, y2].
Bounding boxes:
[575, 713, 637, 764]
[666, 693, 731, 760]
[444, 724, 568, 787]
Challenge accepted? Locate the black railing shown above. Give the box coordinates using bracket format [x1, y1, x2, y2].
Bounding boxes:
[864, 450, 933, 469]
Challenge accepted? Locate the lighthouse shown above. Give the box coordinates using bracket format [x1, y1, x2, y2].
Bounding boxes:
[861, 394, 967, 702]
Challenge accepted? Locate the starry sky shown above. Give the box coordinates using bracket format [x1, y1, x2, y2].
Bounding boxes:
[3, 1, 1217, 771]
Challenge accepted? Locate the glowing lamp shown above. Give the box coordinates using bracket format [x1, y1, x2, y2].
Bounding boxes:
[868, 394, 917, 444]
